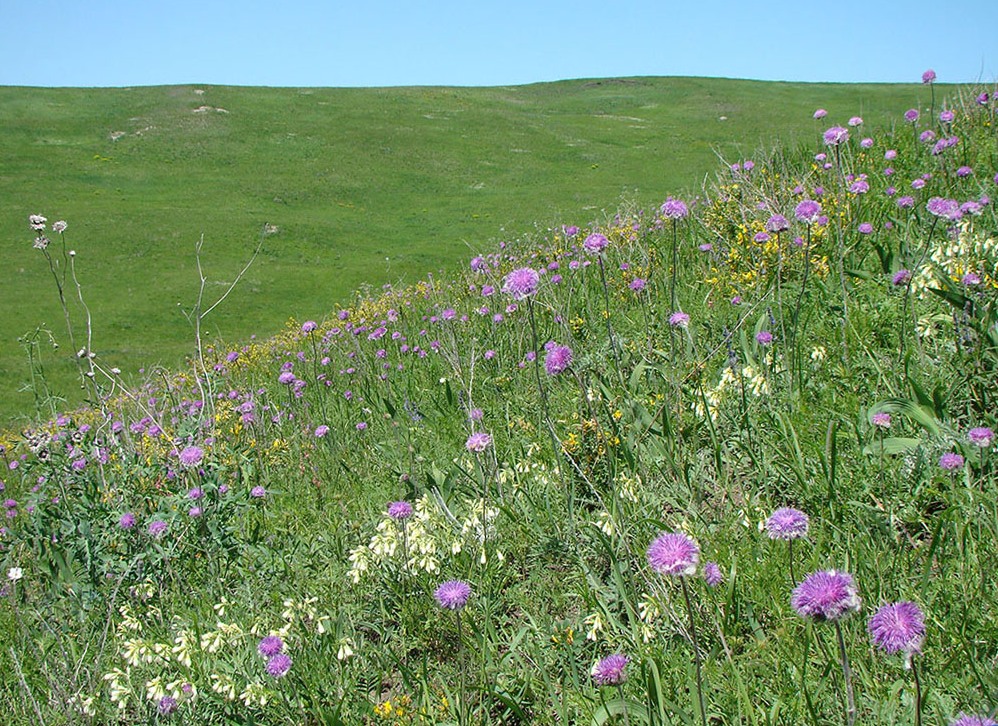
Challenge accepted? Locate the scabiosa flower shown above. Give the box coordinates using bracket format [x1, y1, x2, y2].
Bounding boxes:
[387, 501, 414, 520]
[250, 485, 266, 498]
[858, 222, 874, 235]
[118, 512, 136, 529]
[754, 231, 770, 243]
[465, 432, 492, 453]
[813, 108, 828, 119]
[147, 520, 168, 538]
[158, 696, 178, 716]
[921, 69, 936, 84]
[647, 532, 700, 576]
[591, 654, 630, 686]
[860, 137, 873, 148]
[897, 196, 915, 209]
[927, 197, 962, 220]
[957, 166, 973, 178]
[791, 570, 861, 621]
[668, 311, 690, 329]
[919, 130, 936, 144]
[583, 232, 609, 255]
[868, 601, 925, 655]
[629, 277, 646, 292]
[178, 445, 204, 468]
[795, 199, 822, 223]
[968, 427, 994, 448]
[258, 635, 284, 658]
[703, 562, 723, 588]
[872, 412, 892, 429]
[266, 653, 292, 678]
[755, 330, 773, 345]
[904, 109, 920, 123]
[314, 424, 329, 438]
[434, 579, 472, 610]
[52, 220, 67, 233]
[940, 109, 955, 123]
[847, 116, 863, 127]
[950, 714, 998, 726]
[278, 371, 296, 386]
[823, 126, 849, 146]
[962, 271, 982, 286]
[939, 452, 964, 470]
[502, 267, 540, 300]
[765, 508, 809, 540]
[660, 197, 689, 219]
[544, 344, 573, 375]
[301, 320, 317, 334]
[765, 214, 789, 233]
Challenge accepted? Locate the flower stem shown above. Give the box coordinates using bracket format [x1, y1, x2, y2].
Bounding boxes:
[681, 577, 708, 726]
[834, 620, 856, 726]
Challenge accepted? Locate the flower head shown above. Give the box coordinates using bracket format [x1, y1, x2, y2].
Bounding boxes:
[703, 562, 723, 588]
[583, 233, 609, 255]
[147, 520, 168, 538]
[387, 501, 414, 521]
[921, 69, 936, 84]
[250, 485, 267, 498]
[868, 601, 925, 656]
[258, 635, 284, 658]
[668, 311, 690, 329]
[755, 331, 773, 345]
[765, 508, 809, 540]
[266, 653, 292, 678]
[544, 344, 573, 375]
[950, 715, 998, 726]
[465, 432, 492, 453]
[968, 427, 994, 448]
[119, 512, 136, 529]
[434, 579, 472, 610]
[823, 126, 849, 146]
[158, 696, 178, 716]
[791, 570, 861, 621]
[871, 412, 892, 429]
[813, 108, 828, 119]
[502, 267, 540, 299]
[591, 654, 630, 686]
[647, 532, 699, 576]
[660, 197, 689, 220]
[892, 269, 911, 286]
[766, 214, 789, 233]
[795, 199, 822, 223]
[939, 452, 964, 471]
[178, 445, 203, 468]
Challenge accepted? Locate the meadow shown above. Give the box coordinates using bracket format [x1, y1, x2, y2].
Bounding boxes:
[0, 77, 941, 425]
[1, 73, 997, 724]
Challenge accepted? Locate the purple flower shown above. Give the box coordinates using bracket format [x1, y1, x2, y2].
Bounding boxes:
[187, 487, 204, 500]
[387, 501, 414, 520]
[847, 116, 863, 127]
[563, 225, 580, 237]
[583, 232, 609, 255]
[765, 508, 809, 540]
[754, 231, 770, 243]
[703, 562, 724, 588]
[266, 653, 292, 678]
[278, 371, 296, 386]
[158, 696, 178, 716]
[544, 344, 573, 375]
[314, 425, 330, 438]
[921, 69, 936, 84]
[791, 570, 861, 621]
[940, 109, 955, 123]
[147, 520, 168, 538]
[178, 445, 204, 468]
[962, 272, 982, 286]
[766, 214, 789, 233]
[434, 579, 472, 610]
[968, 427, 994, 448]
[871, 412, 892, 429]
[629, 278, 646, 292]
[119, 512, 136, 529]
[927, 197, 962, 220]
[591, 654, 630, 686]
[502, 267, 540, 300]
[668, 311, 690, 329]
[860, 137, 873, 148]
[868, 601, 925, 655]
[660, 197, 689, 220]
[301, 320, 317, 334]
[794, 199, 822, 223]
[251, 485, 267, 498]
[904, 108, 919, 123]
[258, 635, 284, 658]
[813, 108, 828, 119]
[755, 331, 773, 345]
[647, 532, 699, 576]
[950, 715, 998, 726]
[858, 222, 873, 235]
[957, 166, 973, 178]
[823, 126, 849, 146]
[919, 130, 936, 144]
[897, 196, 915, 209]
[188, 506, 202, 518]
[891, 269, 911, 286]
[466, 432, 492, 453]
[939, 452, 964, 471]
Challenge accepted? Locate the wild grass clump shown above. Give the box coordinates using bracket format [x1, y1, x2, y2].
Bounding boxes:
[1, 74, 997, 724]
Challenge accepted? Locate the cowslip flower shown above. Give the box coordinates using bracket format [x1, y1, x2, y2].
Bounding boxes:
[434, 579, 472, 610]
[791, 570, 861, 621]
[647, 532, 699, 576]
[868, 601, 925, 656]
[591, 654, 630, 686]
[765, 508, 809, 540]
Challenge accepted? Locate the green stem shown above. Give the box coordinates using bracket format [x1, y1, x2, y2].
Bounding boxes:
[681, 578, 708, 726]
[834, 621, 856, 726]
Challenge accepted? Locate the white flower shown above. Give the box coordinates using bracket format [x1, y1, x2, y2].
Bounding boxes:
[7, 567, 23, 581]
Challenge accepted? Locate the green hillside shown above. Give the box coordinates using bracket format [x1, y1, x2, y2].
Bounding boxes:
[0, 78, 937, 423]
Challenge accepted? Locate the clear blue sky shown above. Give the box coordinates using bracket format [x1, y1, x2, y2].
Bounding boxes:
[2, 0, 996, 87]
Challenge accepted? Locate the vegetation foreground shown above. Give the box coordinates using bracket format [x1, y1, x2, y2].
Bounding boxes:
[2, 72, 998, 724]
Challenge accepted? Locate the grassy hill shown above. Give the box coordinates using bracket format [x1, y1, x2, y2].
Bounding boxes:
[0, 77, 938, 425]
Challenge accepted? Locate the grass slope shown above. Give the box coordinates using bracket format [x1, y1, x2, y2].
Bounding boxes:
[1, 77, 937, 424]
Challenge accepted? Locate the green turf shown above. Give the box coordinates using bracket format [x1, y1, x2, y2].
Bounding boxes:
[0, 77, 938, 425]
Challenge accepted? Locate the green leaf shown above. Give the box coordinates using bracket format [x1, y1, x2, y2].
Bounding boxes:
[863, 437, 922, 456]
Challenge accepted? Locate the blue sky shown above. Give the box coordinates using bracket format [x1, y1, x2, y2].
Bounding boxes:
[2, 0, 996, 87]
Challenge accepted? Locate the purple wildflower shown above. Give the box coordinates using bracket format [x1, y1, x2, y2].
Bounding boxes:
[647, 532, 699, 576]
[591, 654, 630, 686]
[848, 116, 863, 127]
[178, 445, 204, 468]
[871, 412, 892, 429]
[266, 653, 292, 678]
[660, 197, 689, 220]
[968, 427, 994, 448]
[387, 501, 414, 520]
[858, 222, 873, 235]
[502, 267, 540, 300]
[158, 696, 178, 716]
[301, 320, 317, 333]
[278, 371, 296, 386]
[962, 272, 982, 286]
[823, 126, 849, 146]
[434, 579, 472, 610]
[766, 214, 789, 233]
[147, 520, 168, 538]
[957, 166, 973, 178]
[892, 269, 911, 286]
[791, 570, 861, 621]
[904, 109, 919, 123]
[668, 311, 690, 328]
[939, 452, 964, 470]
[921, 69, 936, 84]
[583, 232, 609, 255]
[258, 635, 284, 658]
[795, 199, 822, 223]
[813, 108, 827, 119]
[940, 109, 955, 123]
[119, 512, 136, 529]
[950, 715, 998, 726]
[765, 508, 809, 540]
[629, 277, 646, 292]
[314, 425, 330, 438]
[927, 197, 962, 220]
[250, 485, 266, 498]
[465, 432, 492, 453]
[703, 562, 723, 588]
[868, 601, 925, 655]
[544, 344, 573, 375]
[755, 331, 773, 345]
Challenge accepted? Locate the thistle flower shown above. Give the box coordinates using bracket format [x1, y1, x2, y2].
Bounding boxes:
[755, 331, 773, 345]
[434, 579, 472, 610]
[387, 501, 413, 520]
[765, 508, 809, 540]
[647, 532, 699, 576]
[791, 570, 861, 621]
[847, 116, 863, 127]
[250, 485, 267, 498]
[868, 601, 925, 656]
[502, 267, 540, 299]
[158, 696, 178, 715]
[591, 654, 630, 686]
